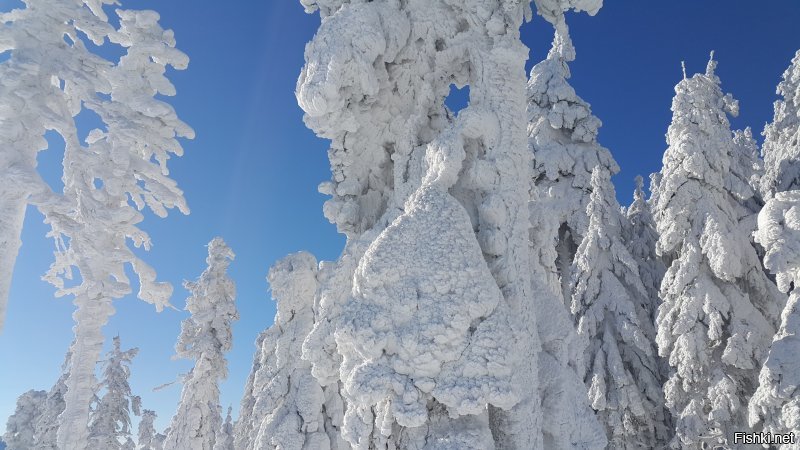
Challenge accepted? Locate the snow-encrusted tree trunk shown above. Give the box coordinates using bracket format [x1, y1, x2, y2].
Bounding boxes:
[749, 49, 800, 446]
[653, 55, 785, 448]
[3, 390, 47, 450]
[137, 410, 158, 450]
[164, 238, 238, 450]
[0, 3, 191, 447]
[88, 336, 141, 449]
[213, 407, 234, 450]
[235, 252, 345, 450]
[571, 167, 667, 448]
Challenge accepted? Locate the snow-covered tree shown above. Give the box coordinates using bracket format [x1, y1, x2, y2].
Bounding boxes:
[626, 175, 666, 326]
[88, 336, 141, 449]
[570, 167, 667, 448]
[0, 3, 193, 447]
[3, 390, 46, 450]
[30, 353, 70, 450]
[749, 50, 800, 445]
[137, 410, 158, 450]
[653, 54, 784, 448]
[212, 407, 234, 450]
[164, 238, 238, 450]
[235, 252, 345, 450]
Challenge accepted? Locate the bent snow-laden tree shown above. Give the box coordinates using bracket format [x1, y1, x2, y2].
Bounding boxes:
[164, 238, 238, 450]
[0, 3, 192, 449]
[749, 49, 800, 445]
[88, 336, 141, 449]
[571, 168, 668, 449]
[653, 55, 784, 448]
[235, 252, 346, 450]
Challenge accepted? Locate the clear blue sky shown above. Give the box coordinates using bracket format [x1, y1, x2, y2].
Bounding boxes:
[1, 0, 798, 436]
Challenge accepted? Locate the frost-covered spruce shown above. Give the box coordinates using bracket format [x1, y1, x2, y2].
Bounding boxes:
[212, 407, 234, 450]
[88, 336, 141, 449]
[164, 238, 238, 450]
[3, 389, 47, 450]
[653, 55, 783, 448]
[749, 50, 800, 446]
[137, 410, 158, 450]
[0, 5, 194, 449]
[570, 168, 667, 448]
[236, 252, 345, 450]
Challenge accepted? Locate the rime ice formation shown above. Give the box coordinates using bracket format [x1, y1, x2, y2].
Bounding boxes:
[653, 55, 784, 448]
[235, 252, 346, 450]
[164, 238, 238, 450]
[749, 50, 800, 446]
[138, 410, 159, 450]
[291, 0, 609, 448]
[88, 336, 141, 450]
[3, 390, 47, 450]
[571, 168, 667, 449]
[0, 3, 193, 448]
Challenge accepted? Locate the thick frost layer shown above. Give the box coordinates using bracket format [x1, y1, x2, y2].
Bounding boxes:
[88, 336, 140, 450]
[164, 238, 238, 450]
[571, 168, 667, 449]
[235, 252, 345, 450]
[749, 52, 800, 446]
[653, 56, 784, 448]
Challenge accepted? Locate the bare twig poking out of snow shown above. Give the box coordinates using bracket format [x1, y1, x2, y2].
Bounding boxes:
[164, 238, 238, 450]
[749, 50, 800, 447]
[653, 54, 785, 448]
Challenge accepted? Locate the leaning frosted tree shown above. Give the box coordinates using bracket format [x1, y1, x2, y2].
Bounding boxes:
[571, 168, 667, 448]
[235, 252, 346, 450]
[0, 2, 192, 448]
[88, 336, 141, 450]
[653, 55, 784, 448]
[749, 49, 800, 444]
[292, 0, 605, 448]
[164, 238, 238, 450]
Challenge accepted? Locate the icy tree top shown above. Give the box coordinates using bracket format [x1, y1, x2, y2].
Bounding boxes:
[762, 50, 800, 198]
[267, 251, 318, 321]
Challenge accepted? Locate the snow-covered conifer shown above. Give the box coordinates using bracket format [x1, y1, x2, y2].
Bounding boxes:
[0, 5, 194, 448]
[3, 390, 46, 450]
[749, 50, 800, 445]
[88, 336, 140, 449]
[137, 410, 158, 450]
[164, 238, 238, 450]
[571, 167, 667, 448]
[653, 54, 783, 447]
[235, 252, 345, 450]
[212, 407, 234, 450]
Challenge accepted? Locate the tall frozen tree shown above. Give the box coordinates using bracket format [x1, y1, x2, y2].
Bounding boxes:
[571, 167, 667, 448]
[88, 336, 141, 449]
[295, 0, 606, 448]
[749, 49, 800, 445]
[236, 252, 345, 450]
[3, 390, 47, 450]
[137, 410, 159, 450]
[626, 175, 666, 326]
[653, 54, 784, 448]
[164, 238, 238, 450]
[0, 2, 193, 447]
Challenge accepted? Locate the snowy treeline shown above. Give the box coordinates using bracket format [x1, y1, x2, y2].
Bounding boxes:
[3, 0, 800, 449]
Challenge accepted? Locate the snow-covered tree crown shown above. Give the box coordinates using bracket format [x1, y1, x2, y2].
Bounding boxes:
[761, 50, 800, 198]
